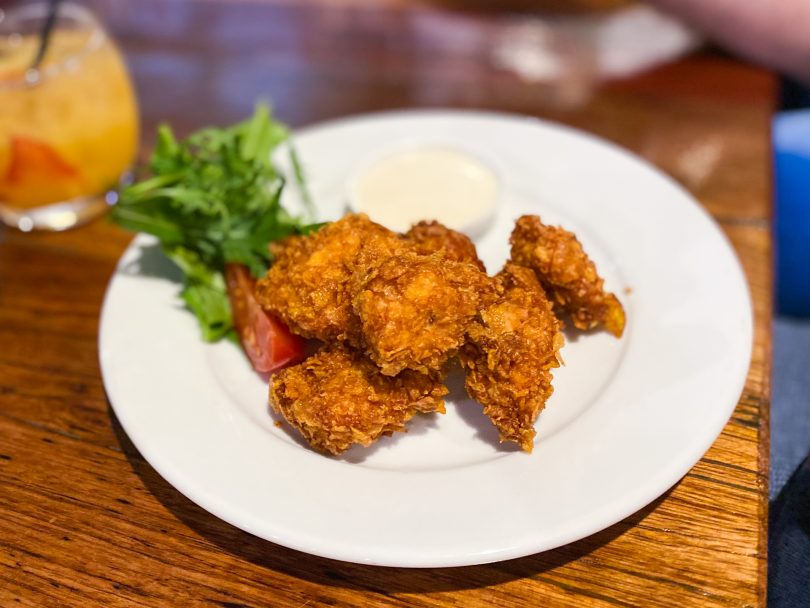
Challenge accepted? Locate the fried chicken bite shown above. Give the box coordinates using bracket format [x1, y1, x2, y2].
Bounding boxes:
[256, 214, 407, 344]
[403, 220, 485, 271]
[510, 215, 625, 337]
[460, 263, 564, 452]
[352, 251, 496, 376]
[270, 344, 448, 455]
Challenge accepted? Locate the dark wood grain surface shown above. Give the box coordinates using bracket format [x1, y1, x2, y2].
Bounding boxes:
[0, 0, 774, 606]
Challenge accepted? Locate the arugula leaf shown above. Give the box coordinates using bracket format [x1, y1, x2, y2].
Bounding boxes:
[110, 103, 315, 341]
[165, 246, 232, 341]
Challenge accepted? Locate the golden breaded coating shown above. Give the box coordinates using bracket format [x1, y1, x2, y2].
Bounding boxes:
[352, 251, 496, 376]
[403, 220, 486, 271]
[460, 263, 564, 452]
[510, 215, 625, 337]
[256, 214, 407, 344]
[270, 344, 448, 455]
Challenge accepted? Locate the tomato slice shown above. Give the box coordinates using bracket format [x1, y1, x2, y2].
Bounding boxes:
[225, 263, 305, 373]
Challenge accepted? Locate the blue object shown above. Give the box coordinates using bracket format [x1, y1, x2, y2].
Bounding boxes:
[771, 107, 810, 607]
[774, 110, 810, 316]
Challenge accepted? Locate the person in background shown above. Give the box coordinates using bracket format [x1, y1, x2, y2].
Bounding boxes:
[650, 0, 810, 84]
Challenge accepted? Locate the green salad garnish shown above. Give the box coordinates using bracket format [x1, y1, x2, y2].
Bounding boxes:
[110, 104, 318, 341]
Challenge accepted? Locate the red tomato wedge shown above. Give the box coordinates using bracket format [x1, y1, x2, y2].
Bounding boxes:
[225, 263, 305, 373]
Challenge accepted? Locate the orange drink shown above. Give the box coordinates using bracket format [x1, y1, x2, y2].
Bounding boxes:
[0, 3, 138, 230]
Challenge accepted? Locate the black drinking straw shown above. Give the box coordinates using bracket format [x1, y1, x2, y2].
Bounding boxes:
[30, 0, 63, 71]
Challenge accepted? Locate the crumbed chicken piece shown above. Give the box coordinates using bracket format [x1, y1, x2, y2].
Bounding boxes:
[256, 214, 407, 344]
[509, 215, 625, 337]
[351, 251, 496, 376]
[460, 263, 564, 452]
[270, 344, 448, 455]
[403, 220, 486, 271]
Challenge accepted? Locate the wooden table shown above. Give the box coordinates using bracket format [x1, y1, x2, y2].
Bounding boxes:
[0, 0, 773, 605]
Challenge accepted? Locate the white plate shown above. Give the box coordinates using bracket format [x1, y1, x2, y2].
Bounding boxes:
[99, 110, 752, 567]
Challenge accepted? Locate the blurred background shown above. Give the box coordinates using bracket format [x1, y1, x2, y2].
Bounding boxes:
[2, 0, 762, 221]
[1, 0, 712, 137]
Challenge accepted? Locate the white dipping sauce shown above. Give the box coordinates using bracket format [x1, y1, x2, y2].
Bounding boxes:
[349, 146, 499, 235]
